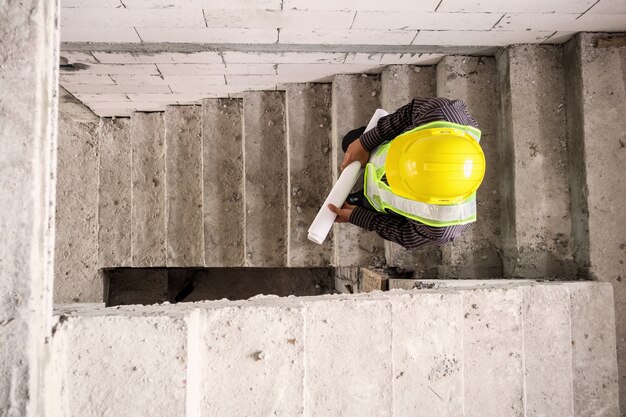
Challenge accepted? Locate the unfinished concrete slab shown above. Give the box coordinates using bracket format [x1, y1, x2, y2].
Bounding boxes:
[99, 118, 132, 268]
[462, 287, 524, 416]
[496, 45, 575, 278]
[198, 305, 304, 416]
[380, 64, 442, 275]
[49, 282, 619, 416]
[202, 98, 245, 267]
[436, 56, 503, 278]
[391, 291, 464, 416]
[566, 282, 620, 416]
[165, 105, 205, 267]
[564, 33, 626, 411]
[243, 91, 288, 266]
[388, 278, 538, 291]
[521, 284, 574, 416]
[305, 297, 393, 417]
[131, 112, 166, 267]
[331, 74, 385, 267]
[50, 314, 190, 417]
[55, 113, 101, 303]
[285, 83, 333, 267]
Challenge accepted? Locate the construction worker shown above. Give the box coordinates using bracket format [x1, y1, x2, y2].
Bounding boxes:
[328, 97, 485, 250]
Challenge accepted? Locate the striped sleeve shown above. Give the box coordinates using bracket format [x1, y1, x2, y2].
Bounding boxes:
[349, 207, 470, 250]
[360, 97, 479, 151]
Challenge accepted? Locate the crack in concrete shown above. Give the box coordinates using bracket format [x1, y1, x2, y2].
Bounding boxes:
[435, 0, 444, 12]
[577, 0, 601, 19]
[202, 9, 208, 28]
[542, 31, 559, 44]
[276, 28, 281, 44]
[410, 30, 420, 45]
[350, 11, 358, 30]
[133, 27, 144, 43]
[491, 14, 506, 30]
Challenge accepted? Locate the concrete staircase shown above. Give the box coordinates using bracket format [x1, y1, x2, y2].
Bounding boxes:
[47, 281, 619, 417]
[92, 42, 572, 274]
[51, 32, 626, 416]
[54, 33, 626, 300]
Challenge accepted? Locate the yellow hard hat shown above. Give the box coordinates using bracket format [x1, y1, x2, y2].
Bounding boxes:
[386, 127, 486, 205]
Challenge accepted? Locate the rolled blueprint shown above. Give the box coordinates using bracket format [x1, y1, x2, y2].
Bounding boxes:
[308, 108, 389, 244]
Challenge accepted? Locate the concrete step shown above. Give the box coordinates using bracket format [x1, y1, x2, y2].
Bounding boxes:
[285, 83, 333, 267]
[98, 118, 132, 268]
[563, 32, 626, 413]
[164, 105, 205, 267]
[49, 282, 619, 417]
[331, 74, 385, 268]
[130, 112, 166, 267]
[436, 56, 503, 278]
[496, 45, 576, 278]
[55, 114, 101, 303]
[242, 91, 288, 266]
[201, 98, 245, 267]
[379, 65, 441, 276]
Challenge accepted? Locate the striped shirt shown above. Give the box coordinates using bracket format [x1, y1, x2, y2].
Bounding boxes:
[349, 97, 479, 250]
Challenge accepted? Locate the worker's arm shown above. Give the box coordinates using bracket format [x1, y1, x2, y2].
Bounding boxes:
[359, 97, 466, 151]
[348, 207, 440, 250]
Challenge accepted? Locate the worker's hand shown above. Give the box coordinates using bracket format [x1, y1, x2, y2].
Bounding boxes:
[341, 139, 370, 171]
[328, 202, 356, 223]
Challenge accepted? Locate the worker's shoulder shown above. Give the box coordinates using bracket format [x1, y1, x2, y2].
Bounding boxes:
[411, 97, 467, 108]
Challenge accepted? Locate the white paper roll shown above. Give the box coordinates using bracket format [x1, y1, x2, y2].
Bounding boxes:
[308, 108, 389, 244]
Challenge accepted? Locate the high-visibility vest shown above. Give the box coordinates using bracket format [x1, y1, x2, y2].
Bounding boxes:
[364, 121, 482, 227]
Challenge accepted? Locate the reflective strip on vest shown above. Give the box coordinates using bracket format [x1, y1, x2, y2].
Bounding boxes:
[364, 121, 481, 227]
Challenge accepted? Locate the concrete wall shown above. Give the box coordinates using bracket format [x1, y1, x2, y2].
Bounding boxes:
[564, 32, 626, 414]
[0, 0, 59, 415]
[49, 282, 619, 417]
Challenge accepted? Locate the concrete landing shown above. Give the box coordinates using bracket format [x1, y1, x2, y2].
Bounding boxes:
[49, 282, 619, 417]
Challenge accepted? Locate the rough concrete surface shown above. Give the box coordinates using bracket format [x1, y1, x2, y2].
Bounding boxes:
[380, 64, 442, 275]
[496, 45, 575, 278]
[521, 285, 574, 416]
[388, 278, 537, 291]
[51, 314, 189, 417]
[165, 105, 205, 267]
[391, 291, 464, 416]
[331, 74, 385, 267]
[202, 98, 245, 267]
[55, 114, 101, 303]
[243, 91, 288, 266]
[99, 118, 132, 268]
[0, 1, 58, 414]
[305, 297, 393, 417]
[565, 33, 626, 414]
[436, 56, 503, 278]
[199, 305, 304, 416]
[131, 112, 166, 267]
[285, 83, 333, 267]
[566, 282, 620, 416]
[463, 288, 524, 417]
[48, 282, 620, 416]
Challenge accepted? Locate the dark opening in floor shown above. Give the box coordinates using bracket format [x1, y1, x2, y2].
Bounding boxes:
[102, 267, 336, 307]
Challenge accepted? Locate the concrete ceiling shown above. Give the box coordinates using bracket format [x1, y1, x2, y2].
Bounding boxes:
[60, 0, 626, 117]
